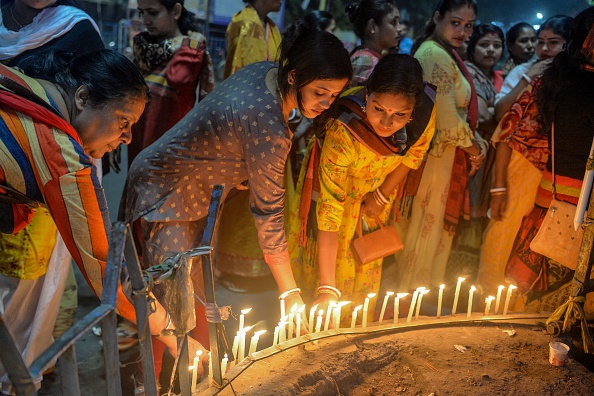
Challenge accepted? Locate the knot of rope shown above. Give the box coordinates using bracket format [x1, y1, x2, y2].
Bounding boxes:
[205, 302, 222, 323]
[547, 295, 593, 353]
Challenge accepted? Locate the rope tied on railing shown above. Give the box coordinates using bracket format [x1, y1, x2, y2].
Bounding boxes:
[204, 303, 231, 323]
[546, 295, 594, 353]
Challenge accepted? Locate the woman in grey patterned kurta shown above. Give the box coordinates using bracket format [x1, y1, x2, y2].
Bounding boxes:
[120, 26, 352, 353]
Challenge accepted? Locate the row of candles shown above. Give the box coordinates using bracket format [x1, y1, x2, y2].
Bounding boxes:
[192, 278, 518, 388]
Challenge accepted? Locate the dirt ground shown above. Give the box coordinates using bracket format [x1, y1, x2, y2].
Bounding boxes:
[207, 318, 594, 396]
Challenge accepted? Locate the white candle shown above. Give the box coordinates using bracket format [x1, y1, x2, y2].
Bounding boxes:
[230, 334, 239, 368]
[248, 330, 266, 355]
[208, 352, 213, 384]
[415, 288, 429, 320]
[280, 298, 286, 321]
[502, 284, 517, 316]
[323, 301, 335, 331]
[221, 354, 228, 375]
[296, 305, 305, 337]
[452, 277, 465, 316]
[467, 285, 476, 317]
[495, 285, 505, 314]
[437, 284, 445, 318]
[379, 292, 394, 325]
[238, 325, 253, 362]
[238, 307, 252, 333]
[192, 350, 202, 393]
[484, 296, 495, 316]
[351, 305, 363, 329]
[334, 301, 350, 329]
[288, 304, 297, 340]
[394, 293, 408, 324]
[308, 304, 319, 333]
[407, 289, 419, 323]
[362, 293, 376, 328]
[272, 326, 279, 347]
[278, 320, 287, 344]
[315, 309, 323, 333]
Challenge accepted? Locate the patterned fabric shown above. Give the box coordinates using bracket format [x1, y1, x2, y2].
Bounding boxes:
[121, 62, 290, 256]
[350, 47, 381, 87]
[224, 5, 281, 79]
[493, 78, 549, 170]
[128, 32, 214, 167]
[465, 62, 496, 110]
[288, 89, 435, 322]
[0, 65, 137, 319]
[495, 60, 533, 104]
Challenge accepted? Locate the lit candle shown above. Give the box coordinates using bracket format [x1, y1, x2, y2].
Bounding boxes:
[280, 298, 286, 321]
[495, 285, 505, 314]
[315, 309, 323, 333]
[437, 284, 445, 318]
[407, 289, 419, 323]
[272, 326, 279, 347]
[324, 301, 335, 331]
[248, 330, 266, 355]
[230, 333, 239, 368]
[208, 351, 213, 384]
[296, 305, 305, 337]
[484, 296, 495, 316]
[308, 304, 319, 333]
[452, 277, 465, 316]
[415, 288, 429, 320]
[334, 301, 350, 329]
[351, 305, 362, 329]
[221, 354, 228, 375]
[190, 366, 197, 393]
[467, 285, 476, 317]
[288, 304, 297, 340]
[379, 292, 394, 325]
[362, 293, 376, 328]
[394, 293, 408, 324]
[238, 325, 253, 362]
[191, 350, 202, 393]
[502, 284, 517, 316]
[238, 307, 252, 333]
[278, 319, 287, 344]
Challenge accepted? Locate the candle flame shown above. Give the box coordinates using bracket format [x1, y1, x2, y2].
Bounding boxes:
[298, 304, 306, 313]
[440, 284, 445, 290]
[470, 285, 476, 292]
[416, 286, 426, 291]
[255, 330, 267, 337]
[487, 295, 495, 301]
[290, 303, 298, 313]
[498, 285, 505, 290]
[337, 301, 351, 307]
[420, 289, 430, 295]
[367, 293, 376, 298]
[309, 303, 319, 313]
[508, 284, 517, 290]
[241, 308, 252, 315]
[189, 366, 194, 371]
[386, 291, 395, 296]
[354, 304, 363, 312]
[224, 353, 228, 358]
[318, 309, 324, 316]
[396, 292, 409, 298]
[457, 277, 466, 282]
[242, 325, 254, 333]
[196, 350, 202, 357]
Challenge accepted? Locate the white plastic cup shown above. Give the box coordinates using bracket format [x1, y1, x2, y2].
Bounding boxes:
[549, 342, 570, 366]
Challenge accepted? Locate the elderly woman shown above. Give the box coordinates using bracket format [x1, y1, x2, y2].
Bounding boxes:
[0, 50, 150, 392]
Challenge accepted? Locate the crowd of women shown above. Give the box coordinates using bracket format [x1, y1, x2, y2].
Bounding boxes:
[1, 0, 593, 393]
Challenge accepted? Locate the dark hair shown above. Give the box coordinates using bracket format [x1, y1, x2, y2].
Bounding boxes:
[22, 50, 149, 107]
[537, 8, 593, 131]
[367, 54, 424, 105]
[157, 0, 201, 35]
[538, 15, 573, 42]
[278, 23, 352, 113]
[303, 10, 335, 31]
[412, 0, 478, 54]
[345, 0, 397, 40]
[505, 22, 534, 52]
[466, 23, 505, 63]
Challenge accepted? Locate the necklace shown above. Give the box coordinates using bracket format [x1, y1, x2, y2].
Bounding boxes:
[10, 4, 25, 29]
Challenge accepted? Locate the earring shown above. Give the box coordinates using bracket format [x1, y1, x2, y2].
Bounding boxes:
[408, 117, 413, 123]
[361, 104, 366, 113]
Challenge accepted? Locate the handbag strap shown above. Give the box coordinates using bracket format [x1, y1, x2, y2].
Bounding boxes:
[551, 122, 557, 199]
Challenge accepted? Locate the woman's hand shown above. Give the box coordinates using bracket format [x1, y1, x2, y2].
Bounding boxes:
[310, 293, 339, 330]
[526, 58, 553, 80]
[489, 193, 508, 221]
[188, 337, 210, 377]
[468, 153, 485, 177]
[361, 191, 383, 217]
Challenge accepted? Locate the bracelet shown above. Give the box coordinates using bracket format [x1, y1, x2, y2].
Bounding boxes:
[490, 191, 507, 196]
[278, 287, 301, 300]
[373, 189, 389, 206]
[490, 187, 507, 193]
[521, 73, 532, 84]
[159, 311, 175, 336]
[317, 285, 341, 300]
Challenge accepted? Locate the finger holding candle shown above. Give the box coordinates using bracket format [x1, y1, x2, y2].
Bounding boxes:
[495, 285, 505, 314]
[502, 284, 517, 316]
[248, 330, 266, 355]
[437, 284, 445, 318]
[394, 293, 408, 324]
[484, 295, 495, 316]
[407, 289, 419, 323]
[362, 293, 376, 328]
[351, 304, 362, 329]
[415, 288, 429, 320]
[452, 277, 465, 316]
[379, 292, 394, 325]
[467, 285, 476, 317]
